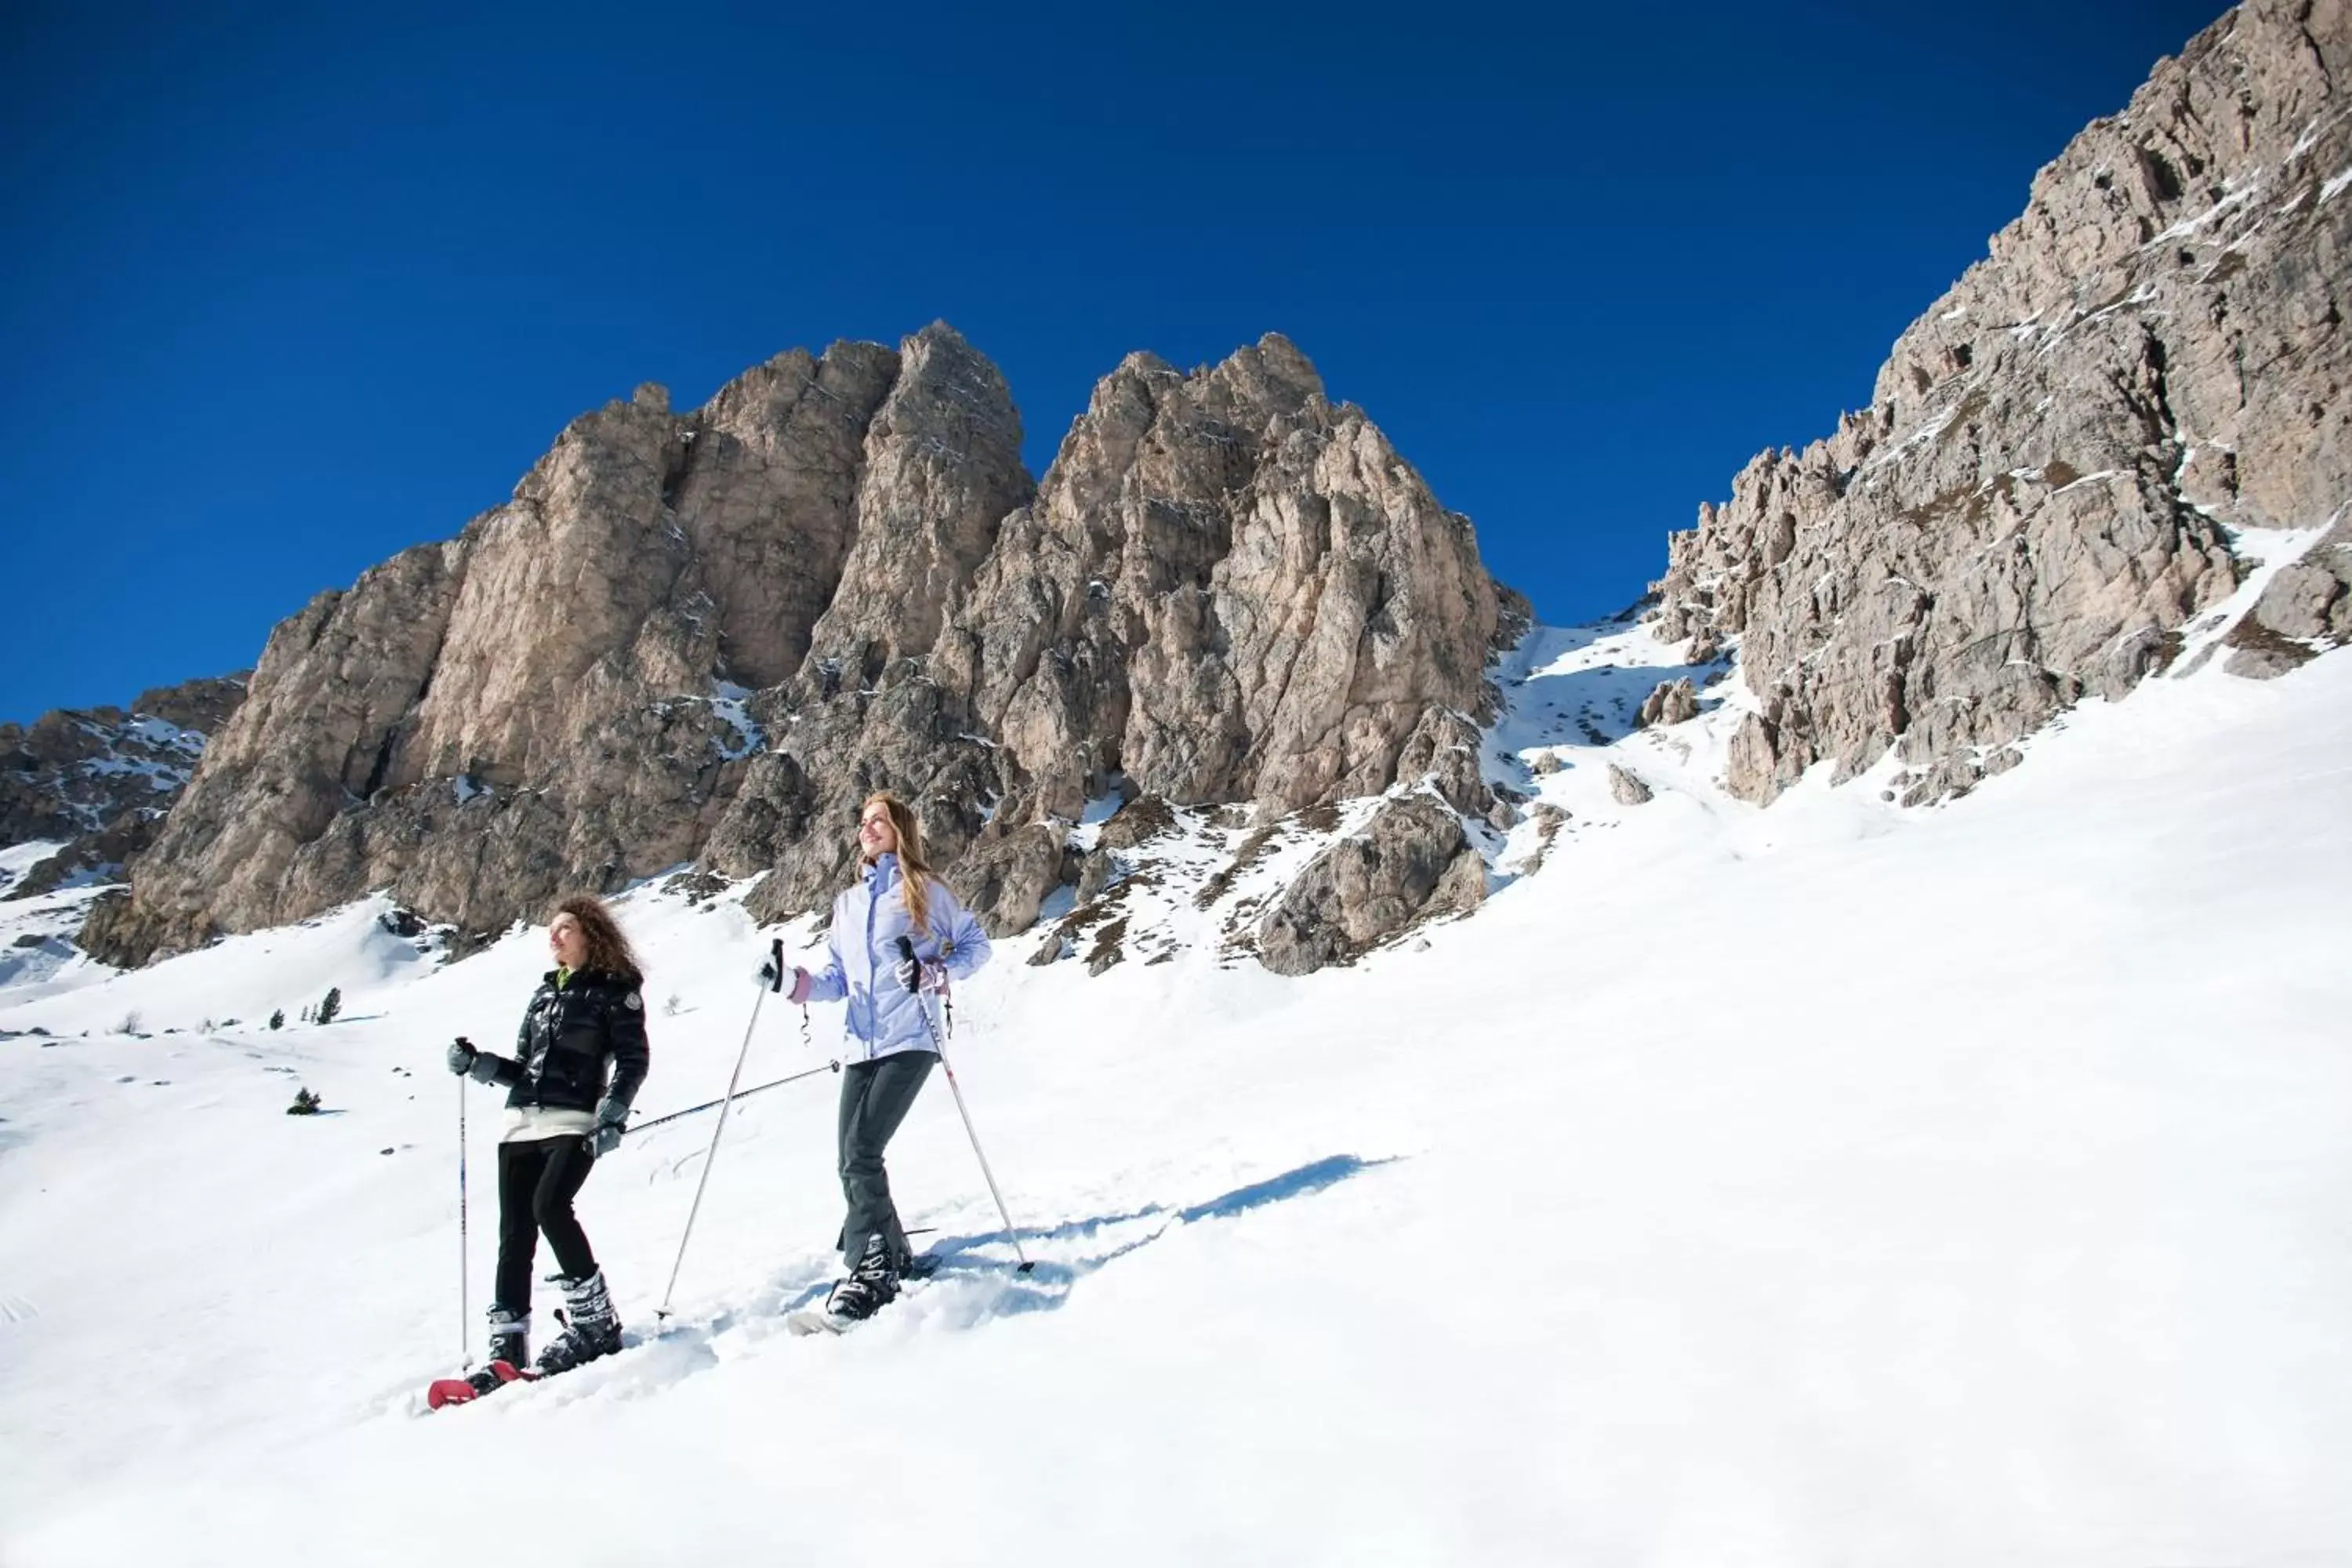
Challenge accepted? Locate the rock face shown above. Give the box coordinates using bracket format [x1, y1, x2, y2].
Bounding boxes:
[1257, 794, 1486, 975]
[710, 332, 1514, 943]
[935, 338, 1508, 818]
[87, 327, 1513, 968]
[2226, 511, 2352, 673]
[1656, 0, 2351, 805]
[0, 676, 246, 899]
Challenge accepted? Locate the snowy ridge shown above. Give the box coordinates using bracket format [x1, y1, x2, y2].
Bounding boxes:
[2, 710, 211, 837]
[0, 692, 239, 907]
[1, 619, 2348, 1566]
[55, 713, 207, 815]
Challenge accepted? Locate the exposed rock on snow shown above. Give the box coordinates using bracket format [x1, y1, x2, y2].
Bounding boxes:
[2226, 511, 2352, 675]
[1608, 764, 1654, 806]
[1636, 677, 1699, 728]
[1515, 803, 1571, 874]
[1656, 0, 2352, 805]
[1256, 793, 1485, 975]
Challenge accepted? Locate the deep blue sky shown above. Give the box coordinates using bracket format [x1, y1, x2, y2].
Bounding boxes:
[2, 1, 2227, 724]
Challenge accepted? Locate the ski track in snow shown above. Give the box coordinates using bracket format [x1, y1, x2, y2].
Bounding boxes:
[2, 616, 2350, 1567]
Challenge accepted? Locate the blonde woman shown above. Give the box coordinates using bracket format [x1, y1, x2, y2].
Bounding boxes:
[762, 793, 992, 1324]
[448, 895, 650, 1380]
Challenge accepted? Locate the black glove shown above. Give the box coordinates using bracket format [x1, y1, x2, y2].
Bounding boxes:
[894, 937, 944, 994]
[755, 935, 785, 991]
[591, 1097, 628, 1156]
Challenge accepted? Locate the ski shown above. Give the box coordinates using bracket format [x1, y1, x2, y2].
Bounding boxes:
[425, 1359, 537, 1410]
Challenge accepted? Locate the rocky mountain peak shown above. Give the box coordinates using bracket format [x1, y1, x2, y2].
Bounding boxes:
[1656, 0, 2349, 805]
[82, 326, 1512, 970]
[797, 320, 1032, 684]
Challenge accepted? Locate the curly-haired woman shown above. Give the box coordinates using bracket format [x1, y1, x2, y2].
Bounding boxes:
[448, 894, 650, 1377]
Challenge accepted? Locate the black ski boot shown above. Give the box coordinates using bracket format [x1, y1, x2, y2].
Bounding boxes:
[455, 1307, 532, 1396]
[535, 1269, 622, 1376]
[821, 1236, 902, 1326]
[485, 1306, 529, 1372]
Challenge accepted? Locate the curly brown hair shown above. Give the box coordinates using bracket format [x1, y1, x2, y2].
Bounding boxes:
[550, 894, 644, 984]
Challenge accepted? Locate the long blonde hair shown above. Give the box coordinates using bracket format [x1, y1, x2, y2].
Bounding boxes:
[861, 791, 937, 937]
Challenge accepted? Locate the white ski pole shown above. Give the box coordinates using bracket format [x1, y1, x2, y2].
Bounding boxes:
[897, 937, 1033, 1273]
[458, 1073, 471, 1370]
[655, 939, 778, 1322]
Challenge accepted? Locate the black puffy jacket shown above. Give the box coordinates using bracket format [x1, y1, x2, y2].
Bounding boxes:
[482, 967, 651, 1118]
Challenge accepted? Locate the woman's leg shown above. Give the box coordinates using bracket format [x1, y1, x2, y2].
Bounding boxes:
[524, 1137, 621, 1373]
[836, 1051, 935, 1271]
[494, 1140, 550, 1315]
[835, 1060, 869, 1236]
[529, 1135, 600, 1281]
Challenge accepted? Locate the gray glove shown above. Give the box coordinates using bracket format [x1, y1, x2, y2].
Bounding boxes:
[448, 1037, 505, 1084]
[591, 1097, 628, 1156]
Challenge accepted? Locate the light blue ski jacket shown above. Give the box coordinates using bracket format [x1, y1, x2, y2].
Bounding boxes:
[798, 853, 991, 1061]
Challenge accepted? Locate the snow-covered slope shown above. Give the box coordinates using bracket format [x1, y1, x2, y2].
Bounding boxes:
[0, 842, 99, 989]
[2, 620, 2347, 1568]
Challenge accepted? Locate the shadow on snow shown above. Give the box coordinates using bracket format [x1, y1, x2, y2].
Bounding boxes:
[874, 1150, 1399, 1319]
[399, 1153, 1396, 1417]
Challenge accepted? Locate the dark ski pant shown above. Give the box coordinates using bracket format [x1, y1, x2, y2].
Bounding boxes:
[836, 1051, 935, 1270]
[495, 1133, 599, 1314]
